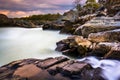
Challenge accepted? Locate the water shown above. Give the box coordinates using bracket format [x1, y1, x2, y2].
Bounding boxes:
[78, 57, 120, 80]
[0, 27, 69, 66]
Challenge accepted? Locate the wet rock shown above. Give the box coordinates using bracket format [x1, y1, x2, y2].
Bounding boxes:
[60, 61, 91, 76]
[56, 36, 92, 57]
[37, 57, 68, 69]
[104, 44, 120, 60]
[88, 29, 120, 42]
[0, 57, 97, 80]
[92, 68, 106, 80]
[88, 42, 118, 57]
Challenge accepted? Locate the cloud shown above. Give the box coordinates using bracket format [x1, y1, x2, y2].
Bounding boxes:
[0, 0, 82, 17]
[0, 10, 45, 18]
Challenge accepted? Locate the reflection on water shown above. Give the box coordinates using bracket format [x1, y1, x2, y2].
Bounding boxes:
[0, 27, 68, 66]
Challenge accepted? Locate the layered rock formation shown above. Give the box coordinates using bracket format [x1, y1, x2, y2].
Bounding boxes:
[56, 16, 120, 59]
[0, 56, 106, 80]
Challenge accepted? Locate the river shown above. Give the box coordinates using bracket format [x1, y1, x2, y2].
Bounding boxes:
[0, 27, 69, 66]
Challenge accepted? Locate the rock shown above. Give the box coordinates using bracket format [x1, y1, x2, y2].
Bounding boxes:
[88, 29, 120, 42]
[42, 23, 63, 30]
[104, 44, 120, 60]
[60, 21, 78, 34]
[60, 14, 95, 34]
[87, 42, 118, 57]
[0, 14, 36, 28]
[0, 14, 13, 27]
[62, 10, 78, 22]
[75, 17, 120, 37]
[56, 36, 92, 57]
[13, 20, 36, 28]
[0, 56, 103, 80]
[37, 57, 68, 69]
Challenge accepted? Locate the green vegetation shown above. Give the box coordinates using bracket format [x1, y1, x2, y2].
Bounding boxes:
[74, 0, 101, 14]
[20, 13, 62, 21]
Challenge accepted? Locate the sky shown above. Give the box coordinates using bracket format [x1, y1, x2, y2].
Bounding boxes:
[0, 0, 88, 18]
[0, 0, 77, 18]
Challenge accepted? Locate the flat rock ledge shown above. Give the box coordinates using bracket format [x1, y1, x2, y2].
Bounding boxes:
[0, 56, 105, 80]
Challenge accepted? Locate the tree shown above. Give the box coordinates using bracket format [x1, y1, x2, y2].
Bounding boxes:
[84, 0, 101, 14]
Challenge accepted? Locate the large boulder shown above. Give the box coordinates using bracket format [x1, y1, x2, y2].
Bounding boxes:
[56, 36, 92, 57]
[88, 29, 120, 42]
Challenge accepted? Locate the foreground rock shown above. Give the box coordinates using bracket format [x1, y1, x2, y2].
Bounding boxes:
[0, 56, 106, 80]
[0, 14, 36, 28]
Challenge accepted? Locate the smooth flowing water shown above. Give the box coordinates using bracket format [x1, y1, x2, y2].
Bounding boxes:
[0, 27, 68, 66]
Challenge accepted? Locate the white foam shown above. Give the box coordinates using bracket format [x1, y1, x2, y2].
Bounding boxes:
[78, 57, 120, 80]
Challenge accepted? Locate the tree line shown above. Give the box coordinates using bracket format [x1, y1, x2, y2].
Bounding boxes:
[20, 13, 62, 21]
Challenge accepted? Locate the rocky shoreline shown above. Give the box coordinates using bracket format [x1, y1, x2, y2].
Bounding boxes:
[0, 14, 36, 28]
[55, 16, 120, 60]
[0, 0, 120, 79]
[0, 56, 109, 80]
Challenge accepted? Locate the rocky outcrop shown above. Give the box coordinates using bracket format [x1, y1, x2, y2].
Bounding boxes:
[75, 17, 120, 37]
[56, 36, 92, 57]
[60, 14, 96, 34]
[0, 56, 106, 80]
[13, 20, 36, 28]
[56, 35, 120, 60]
[0, 14, 36, 28]
[0, 14, 13, 27]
